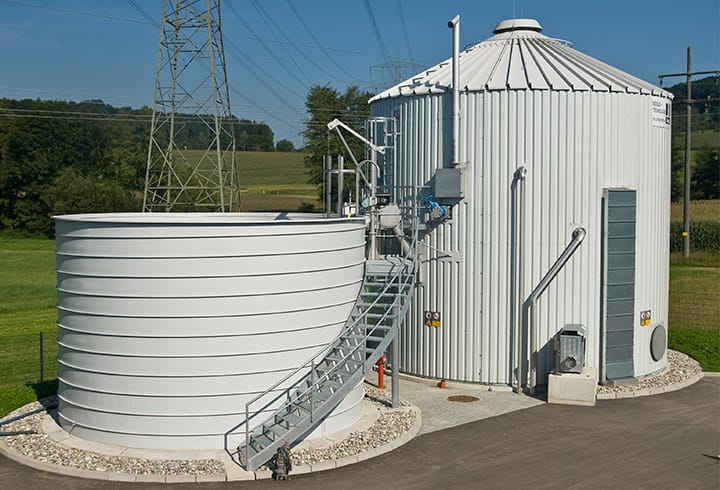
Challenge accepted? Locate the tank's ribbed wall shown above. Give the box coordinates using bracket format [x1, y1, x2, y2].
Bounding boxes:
[55, 213, 366, 449]
[372, 87, 671, 385]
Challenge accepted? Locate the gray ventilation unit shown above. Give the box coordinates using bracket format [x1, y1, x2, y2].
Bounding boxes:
[554, 325, 586, 374]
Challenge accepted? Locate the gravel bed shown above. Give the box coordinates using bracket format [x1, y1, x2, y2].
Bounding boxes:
[1, 385, 417, 476]
[0, 397, 224, 476]
[291, 385, 416, 466]
[596, 349, 702, 394]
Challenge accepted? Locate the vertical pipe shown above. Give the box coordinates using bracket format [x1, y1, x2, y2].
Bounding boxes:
[391, 338, 399, 408]
[683, 46, 692, 258]
[39, 331, 44, 382]
[324, 155, 331, 217]
[337, 155, 344, 216]
[511, 167, 527, 392]
[518, 173, 526, 390]
[448, 15, 460, 166]
[377, 355, 385, 390]
[310, 360, 315, 423]
[369, 148, 378, 259]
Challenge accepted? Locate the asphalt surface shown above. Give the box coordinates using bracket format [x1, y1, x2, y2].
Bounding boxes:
[1, 377, 718, 489]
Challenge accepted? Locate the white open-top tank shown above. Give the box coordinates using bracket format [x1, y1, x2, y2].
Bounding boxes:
[54, 212, 367, 449]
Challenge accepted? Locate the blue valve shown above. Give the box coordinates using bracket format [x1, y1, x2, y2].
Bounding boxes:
[423, 195, 447, 220]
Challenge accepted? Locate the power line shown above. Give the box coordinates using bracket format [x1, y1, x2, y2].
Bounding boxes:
[0, 22, 152, 46]
[224, 1, 310, 92]
[125, 0, 161, 29]
[224, 39, 306, 110]
[249, 0, 312, 85]
[396, 0, 415, 67]
[363, 0, 400, 83]
[0, 0, 148, 24]
[284, 0, 365, 85]
[251, 0, 355, 86]
[0, 109, 363, 132]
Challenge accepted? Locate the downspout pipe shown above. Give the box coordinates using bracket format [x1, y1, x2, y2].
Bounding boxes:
[510, 166, 527, 393]
[523, 227, 587, 394]
[447, 15, 460, 167]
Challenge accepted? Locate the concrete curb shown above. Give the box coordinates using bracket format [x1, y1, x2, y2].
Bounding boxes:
[1, 404, 423, 484]
[596, 371, 705, 400]
[241, 404, 422, 481]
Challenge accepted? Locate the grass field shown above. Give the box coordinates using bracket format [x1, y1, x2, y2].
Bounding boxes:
[672, 129, 720, 149]
[180, 150, 322, 212]
[670, 199, 719, 222]
[0, 236, 58, 416]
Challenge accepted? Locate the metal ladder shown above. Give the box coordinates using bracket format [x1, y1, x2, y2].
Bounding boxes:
[231, 233, 416, 471]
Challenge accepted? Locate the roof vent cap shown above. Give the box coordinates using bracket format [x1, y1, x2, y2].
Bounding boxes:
[493, 18, 542, 34]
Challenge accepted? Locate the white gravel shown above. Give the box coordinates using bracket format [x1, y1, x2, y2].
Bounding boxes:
[0, 385, 417, 476]
[0, 398, 224, 476]
[292, 386, 415, 466]
[596, 349, 702, 394]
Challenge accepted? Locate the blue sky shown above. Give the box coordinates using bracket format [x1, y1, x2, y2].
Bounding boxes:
[1, 0, 718, 146]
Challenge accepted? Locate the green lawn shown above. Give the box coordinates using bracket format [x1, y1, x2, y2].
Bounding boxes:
[0, 235, 58, 416]
[667, 250, 720, 371]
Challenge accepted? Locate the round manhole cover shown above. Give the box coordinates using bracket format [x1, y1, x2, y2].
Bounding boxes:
[447, 395, 479, 403]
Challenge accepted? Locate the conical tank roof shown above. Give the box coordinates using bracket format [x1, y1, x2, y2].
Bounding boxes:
[370, 18, 671, 101]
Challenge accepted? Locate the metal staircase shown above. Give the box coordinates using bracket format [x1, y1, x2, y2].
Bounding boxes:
[231, 245, 416, 471]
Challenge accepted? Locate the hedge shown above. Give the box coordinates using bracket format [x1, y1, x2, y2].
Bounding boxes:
[670, 221, 720, 252]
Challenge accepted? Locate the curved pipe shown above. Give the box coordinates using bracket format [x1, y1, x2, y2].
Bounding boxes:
[523, 227, 587, 394]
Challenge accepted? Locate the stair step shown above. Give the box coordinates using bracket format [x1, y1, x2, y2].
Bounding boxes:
[249, 433, 273, 452]
[276, 410, 302, 428]
[264, 423, 287, 440]
[364, 281, 401, 289]
[364, 313, 397, 322]
[236, 443, 258, 463]
[325, 351, 363, 362]
[356, 299, 393, 307]
[345, 334, 387, 343]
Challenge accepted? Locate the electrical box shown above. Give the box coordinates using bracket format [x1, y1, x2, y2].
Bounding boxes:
[554, 324, 586, 374]
[434, 168, 464, 200]
[375, 193, 391, 207]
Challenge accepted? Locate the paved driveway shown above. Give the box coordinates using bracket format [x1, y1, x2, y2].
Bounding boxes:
[2, 377, 718, 489]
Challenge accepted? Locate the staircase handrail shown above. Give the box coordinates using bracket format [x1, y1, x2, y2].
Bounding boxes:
[225, 231, 416, 460]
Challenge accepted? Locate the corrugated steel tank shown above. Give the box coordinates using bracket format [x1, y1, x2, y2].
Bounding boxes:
[370, 19, 672, 386]
[54, 212, 366, 449]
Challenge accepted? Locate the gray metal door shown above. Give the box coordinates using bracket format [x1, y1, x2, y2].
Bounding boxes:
[601, 189, 636, 380]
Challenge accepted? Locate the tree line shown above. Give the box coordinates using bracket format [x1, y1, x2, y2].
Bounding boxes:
[0, 98, 278, 236]
[668, 77, 720, 202]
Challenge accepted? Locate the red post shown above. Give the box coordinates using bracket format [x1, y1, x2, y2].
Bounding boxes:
[377, 355, 385, 389]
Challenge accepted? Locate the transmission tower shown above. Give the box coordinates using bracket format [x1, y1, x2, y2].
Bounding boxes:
[143, 0, 238, 212]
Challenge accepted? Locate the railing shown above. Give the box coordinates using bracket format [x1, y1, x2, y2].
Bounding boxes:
[224, 217, 417, 467]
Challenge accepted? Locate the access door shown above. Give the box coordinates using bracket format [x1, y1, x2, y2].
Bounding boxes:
[601, 189, 637, 380]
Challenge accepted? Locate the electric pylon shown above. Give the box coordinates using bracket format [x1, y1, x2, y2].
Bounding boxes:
[143, 0, 238, 212]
